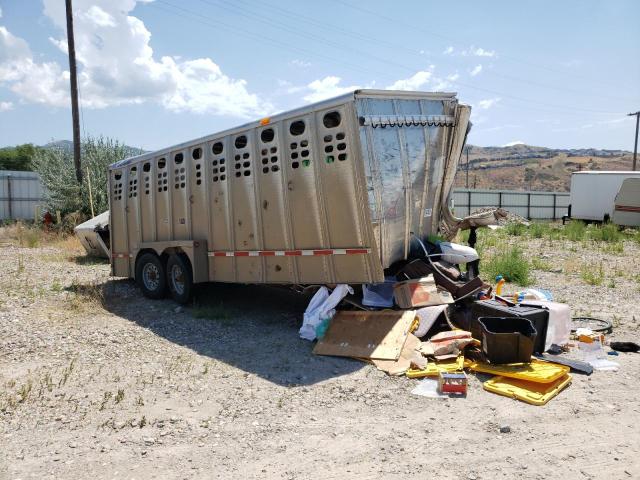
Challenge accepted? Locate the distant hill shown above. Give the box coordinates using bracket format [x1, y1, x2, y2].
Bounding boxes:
[455, 144, 634, 192]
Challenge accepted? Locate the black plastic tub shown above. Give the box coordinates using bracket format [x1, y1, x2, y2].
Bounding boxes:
[478, 317, 537, 364]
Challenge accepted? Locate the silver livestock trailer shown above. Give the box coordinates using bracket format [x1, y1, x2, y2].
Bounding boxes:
[108, 90, 471, 302]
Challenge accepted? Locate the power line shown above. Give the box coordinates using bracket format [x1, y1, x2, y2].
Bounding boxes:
[149, 0, 626, 117]
[629, 110, 639, 171]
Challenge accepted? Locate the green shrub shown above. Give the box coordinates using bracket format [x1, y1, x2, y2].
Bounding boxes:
[528, 222, 547, 239]
[32, 136, 143, 218]
[564, 220, 586, 241]
[482, 246, 532, 286]
[505, 222, 527, 237]
[588, 223, 621, 243]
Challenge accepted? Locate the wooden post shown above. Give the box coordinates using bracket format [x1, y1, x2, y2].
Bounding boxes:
[86, 166, 95, 218]
[65, 0, 82, 183]
[552, 193, 557, 221]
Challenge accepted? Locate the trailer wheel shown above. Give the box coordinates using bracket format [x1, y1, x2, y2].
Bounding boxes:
[136, 253, 168, 299]
[166, 254, 193, 304]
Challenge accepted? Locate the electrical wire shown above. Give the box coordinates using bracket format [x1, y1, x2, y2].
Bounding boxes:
[148, 0, 627, 117]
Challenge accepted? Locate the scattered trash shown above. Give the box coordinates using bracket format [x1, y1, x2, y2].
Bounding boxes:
[466, 299, 549, 354]
[533, 353, 593, 375]
[406, 355, 465, 378]
[371, 334, 423, 376]
[511, 288, 553, 303]
[300, 285, 353, 341]
[570, 317, 613, 334]
[438, 372, 467, 395]
[361, 277, 396, 308]
[478, 317, 537, 364]
[413, 304, 448, 338]
[465, 358, 569, 383]
[411, 378, 451, 398]
[393, 275, 453, 308]
[483, 374, 572, 406]
[610, 341, 640, 353]
[313, 310, 415, 360]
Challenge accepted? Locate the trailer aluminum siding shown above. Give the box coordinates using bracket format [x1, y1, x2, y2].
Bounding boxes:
[108, 90, 470, 285]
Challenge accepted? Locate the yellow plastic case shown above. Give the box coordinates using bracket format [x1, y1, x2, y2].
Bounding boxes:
[483, 374, 572, 406]
[406, 355, 464, 378]
[464, 358, 569, 384]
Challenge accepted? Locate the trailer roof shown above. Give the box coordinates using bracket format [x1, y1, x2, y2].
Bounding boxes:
[110, 89, 459, 169]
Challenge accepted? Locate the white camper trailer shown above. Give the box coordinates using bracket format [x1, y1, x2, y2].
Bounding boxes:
[565, 171, 640, 223]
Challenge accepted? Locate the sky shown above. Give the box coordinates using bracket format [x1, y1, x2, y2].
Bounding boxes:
[0, 0, 639, 151]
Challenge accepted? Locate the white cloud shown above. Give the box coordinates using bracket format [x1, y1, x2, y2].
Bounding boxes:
[476, 97, 500, 109]
[303, 76, 360, 103]
[290, 59, 311, 68]
[502, 140, 525, 147]
[0, 0, 269, 117]
[443, 46, 454, 55]
[387, 68, 433, 91]
[470, 64, 483, 76]
[0, 101, 13, 111]
[462, 45, 496, 57]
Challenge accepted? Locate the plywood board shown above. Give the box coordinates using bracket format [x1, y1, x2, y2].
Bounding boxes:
[313, 310, 415, 360]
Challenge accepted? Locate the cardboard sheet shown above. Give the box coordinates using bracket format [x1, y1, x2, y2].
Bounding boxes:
[313, 310, 416, 360]
[371, 333, 422, 375]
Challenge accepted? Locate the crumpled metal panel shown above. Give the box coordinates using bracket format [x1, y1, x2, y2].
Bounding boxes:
[356, 96, 468, 268]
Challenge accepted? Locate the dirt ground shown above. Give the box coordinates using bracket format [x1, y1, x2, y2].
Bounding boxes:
[1, 227, 639, 480]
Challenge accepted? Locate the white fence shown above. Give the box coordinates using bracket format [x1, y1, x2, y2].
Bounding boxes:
[451, 188, 570, 220]
[0, 172, 571, 222]
[0, 171, 45, 221]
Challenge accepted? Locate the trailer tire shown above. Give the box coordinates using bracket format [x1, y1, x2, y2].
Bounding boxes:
[166, 254, 193, 304]
[136, 253, 168, 299]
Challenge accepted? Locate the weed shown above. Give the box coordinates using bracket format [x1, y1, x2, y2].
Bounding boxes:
[607, 279, 616, 289]
[581, 263, 604, 286]
[66, 280, 105, 311]
[17, 380, 32, 403]
[136, 395, 144, 406]
[139, 415, 147, 428]
[564, 220, 586, 241]
[588, 223, 621, 243]
[51, 280, 63, 292]
[202, 364, 209, 375]
[115, 389, 125, 404]
[482, 246, 532, 286]
[99, 391, 113, 411]
[528, 222, 544, 238]
[505, 222, 527, 237]
[58, 358, 76, 387]
[531, 257, 552, 271]
[602, 241, 624, 254]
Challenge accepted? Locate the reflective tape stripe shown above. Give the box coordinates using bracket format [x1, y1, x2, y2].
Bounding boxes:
[207, 248, 371, 257]
[111, 253, 132, 258]
[615, 205, 640, 213]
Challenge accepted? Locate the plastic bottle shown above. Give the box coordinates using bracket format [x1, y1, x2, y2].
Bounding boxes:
[495, 275, 505, 296]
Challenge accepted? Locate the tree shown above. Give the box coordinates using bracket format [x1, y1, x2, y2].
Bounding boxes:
[32, 136, 142, 218]
[0, 144, 38, 171]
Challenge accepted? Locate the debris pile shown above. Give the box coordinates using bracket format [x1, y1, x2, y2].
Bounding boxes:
[301, 236, 628, 406]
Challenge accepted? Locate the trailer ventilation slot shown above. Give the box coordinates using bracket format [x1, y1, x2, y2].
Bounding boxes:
[359, 114, 454, 128]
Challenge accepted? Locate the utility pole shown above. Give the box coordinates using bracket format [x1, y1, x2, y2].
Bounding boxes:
[629, 111, 639, 171]
[65, 0, 82, 183]
[465, 146, 469, 189]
